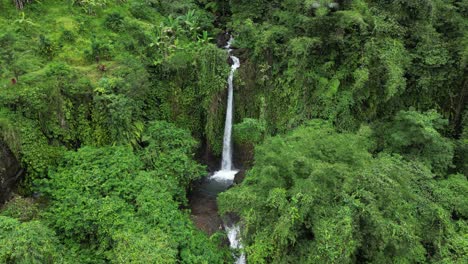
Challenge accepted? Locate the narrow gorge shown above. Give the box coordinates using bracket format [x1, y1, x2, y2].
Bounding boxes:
[190, 34, 246, 263]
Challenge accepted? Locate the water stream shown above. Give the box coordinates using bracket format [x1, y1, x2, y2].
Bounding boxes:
[208, 35, 246, 264]
[211, 36, 240, 179]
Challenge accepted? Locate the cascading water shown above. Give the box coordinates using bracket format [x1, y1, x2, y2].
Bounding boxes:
[189, 34, 245, 264]
[221, 38, 239, 171]
[210, 35, 246, 264]
[226, 224, 246, 264]
[211, 36, 240, 182]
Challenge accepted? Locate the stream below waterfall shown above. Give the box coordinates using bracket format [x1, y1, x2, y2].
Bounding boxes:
[189, 35, 245, 264]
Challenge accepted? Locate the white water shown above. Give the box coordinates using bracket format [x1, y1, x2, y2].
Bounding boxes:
[226, 224, 246, 264]
[209, 35, 245, 264]
[211, 36, 240, 180]
[221, 37, 240, 171]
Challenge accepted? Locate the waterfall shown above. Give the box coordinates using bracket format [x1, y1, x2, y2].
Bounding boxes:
[211, 36, 240, 182]
[209, 35, 245, 264]
[226, 224, 246, 264]
[221, 37, 240, 171]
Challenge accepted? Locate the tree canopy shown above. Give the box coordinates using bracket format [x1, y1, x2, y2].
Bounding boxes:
[0, 0, 466, 263]
[219, 120, 467, 263]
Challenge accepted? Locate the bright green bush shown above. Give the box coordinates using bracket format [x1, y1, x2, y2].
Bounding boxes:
[0, 216, 63, 263]
[39, 146, 228, 263]
[139, 121, 205, 201]
[379, 110, 454, 174]
[104, 12, 124, 31]
[233, 118, 265, 145]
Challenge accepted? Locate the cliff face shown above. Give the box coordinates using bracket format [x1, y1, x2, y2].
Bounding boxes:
[0, 140, 21, 204]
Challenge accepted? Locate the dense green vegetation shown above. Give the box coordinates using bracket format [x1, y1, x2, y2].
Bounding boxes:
[0, 0, 231, 262]
[219, 118, 467, 263]
[1, 125, 231, 263]
[0, 0, 466, 263]
[226, 0, 467, 135]
[220, 0, 467, 263]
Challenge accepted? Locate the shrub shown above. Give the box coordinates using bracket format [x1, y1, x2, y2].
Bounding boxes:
[59, 30, 76, 43]
[0, 216, 63, 263]
[130, 1, 154, 20]
[233, 118, 265, 145]
[85, 38, 113, 61]
[104, 12, 124, 32]
[38, 35, 54, 59]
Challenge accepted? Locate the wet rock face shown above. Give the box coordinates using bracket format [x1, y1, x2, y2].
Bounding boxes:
[227, 56, 234, 66]
[233, 142, 254, 184]
[0, 141, 21, 204]
[216, 32, 231, 48]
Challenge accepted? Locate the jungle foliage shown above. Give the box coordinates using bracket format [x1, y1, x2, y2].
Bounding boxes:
[0, 0, 231, 262]
[215, 0, 467, 263]
[0, 0, 466, 263]
[220, 0, 467, 136]
[219, 119, 467, 263]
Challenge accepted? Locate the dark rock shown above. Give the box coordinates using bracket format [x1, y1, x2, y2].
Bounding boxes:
[233, 169, 246, 185]
[232, 142, 255, 184]
[196, 138, 220, 173]
[234, 142, 255, 171]
[0, 141, 22, 204]
[224, 212, 241, 224]
[216, 32, 230, 48]
[231, 48, 248, 63]
[227, 56, 234, 66]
